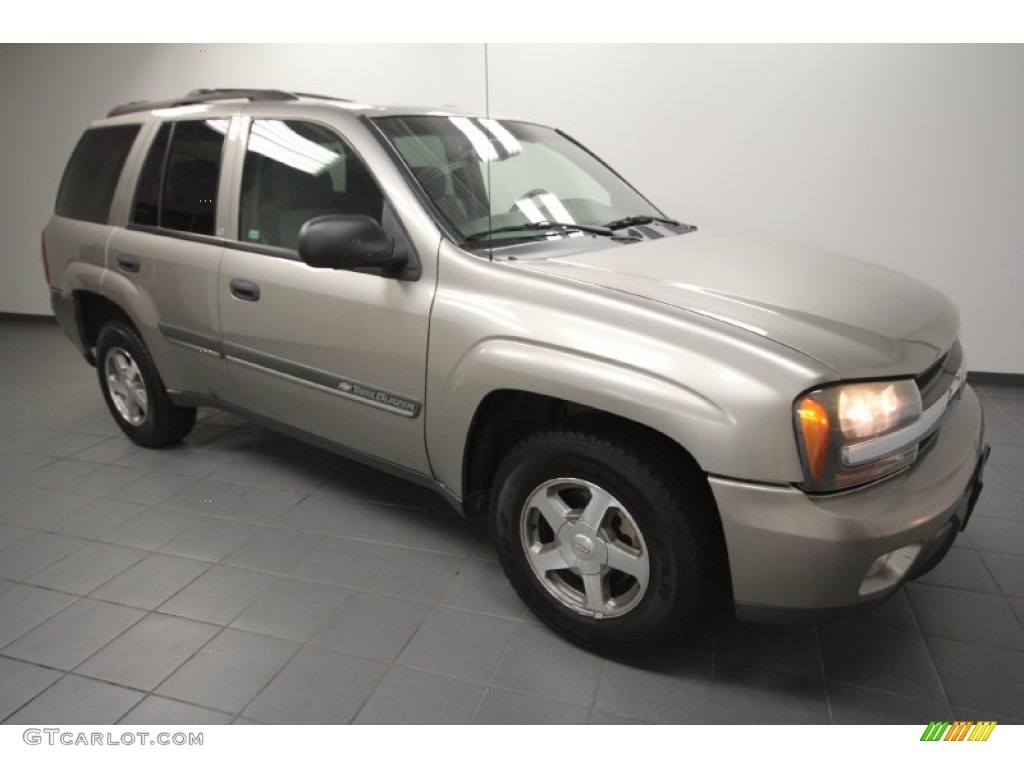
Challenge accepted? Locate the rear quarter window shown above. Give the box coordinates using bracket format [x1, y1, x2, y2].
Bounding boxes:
[55, 124, 141, 224]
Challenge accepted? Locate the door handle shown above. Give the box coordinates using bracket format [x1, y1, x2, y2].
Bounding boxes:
[116, 255, 140, 274]
[229, 279, 261, 302]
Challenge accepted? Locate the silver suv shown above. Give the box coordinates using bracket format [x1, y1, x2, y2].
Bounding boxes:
[43, 88, 989, 650]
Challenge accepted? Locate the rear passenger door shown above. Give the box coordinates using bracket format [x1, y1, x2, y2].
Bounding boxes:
[218, 117, 436, 475]
[105, 114, 236, 401]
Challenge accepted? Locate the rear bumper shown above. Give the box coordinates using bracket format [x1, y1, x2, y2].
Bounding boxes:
[711, 385, 988, 622]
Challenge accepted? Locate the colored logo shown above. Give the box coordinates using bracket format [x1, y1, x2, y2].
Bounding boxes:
[920, 721, 996, 742]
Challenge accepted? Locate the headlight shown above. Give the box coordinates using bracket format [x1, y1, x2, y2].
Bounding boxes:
[794, 380, 922, 492]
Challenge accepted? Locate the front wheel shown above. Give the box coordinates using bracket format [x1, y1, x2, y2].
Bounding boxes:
[96, 322, 196, 447]
[491, 424, 716, 652]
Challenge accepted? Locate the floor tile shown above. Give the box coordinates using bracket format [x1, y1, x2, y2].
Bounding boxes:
[980, 551, 1024, 597]
[100, 507, 201, 550]
[69, 436, 142, 464]
[951, 707, 1024, 726]
[25, 431, 107, 459]
[587, 709, 651, 724]
[0, 531, 87, 580]
[220, 486, 308, 525]
[109, 472, 196, 506]
[155, 628, 299, 714]
[25, 541, 147, 595]
[0, 584, 78, 648]
[77, 614, 220, 690]
[989, 442, 1024, 468]
[846, 588, 919, 633]
[160, 477, 249, 515]
[291, 538, 463, 601]
[287, 494, 475, 556]
[62, 464, 150, 497]
[906, 582, 1024, 650]
[0, 488, 94, 530]
[491, 623, 604, 707]
[0, 453, 55, 483]
[964, 517, 1024, 556]
[914, 547, 1001, 593]
[119, 447, 235, 478]
[3, 598, 145, 670]
[1010, 597, 1024, 626]
[710, 662, 829, 724]
[0, 483, 40, 515]
[119, 696, 233, 725]
[311, 591, 431, 662]
[90, 553, 210, 609]
[21, 458, 103, 489]
[594, 652, 713, 724]
[986, 465, 1024, 492]
[243, 645, 387, 724]
[397, 606, 517, 682]
[818, 621, 944, 700]
[45, 498, 149, 539]
[231, 579, 352, 643]
[472, 688, 589, 724]
[973, 488, 1024, 522]
[221, 529, 324, 573]
[4, 674, 143, 725]
[826, 682, 954, 724]
[159, 518, 262, 562]
[0, 657, 63, 721]
[714, 617, 822, 678]
[927, 637, 1024, 719]
[354, 666, 484, 724]
[0, 523, 30, 551]
[158, 565, 282, 625]
[437, 557, 526, 619]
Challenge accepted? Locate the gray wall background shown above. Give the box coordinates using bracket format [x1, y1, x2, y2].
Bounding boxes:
[1, 43, 1021, 372]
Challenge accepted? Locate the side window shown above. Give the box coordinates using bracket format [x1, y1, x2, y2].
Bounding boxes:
[56, 124, 141, 223]
[131, 119, 227, 236]
[239, 120, 383, 252]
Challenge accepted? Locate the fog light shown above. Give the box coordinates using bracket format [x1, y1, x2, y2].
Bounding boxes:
[859, 544, 922, 595]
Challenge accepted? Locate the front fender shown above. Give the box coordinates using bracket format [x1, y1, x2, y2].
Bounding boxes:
[426, 337, 799, 498]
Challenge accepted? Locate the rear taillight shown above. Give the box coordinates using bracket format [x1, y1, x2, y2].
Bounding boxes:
[41, 231, 51, 286]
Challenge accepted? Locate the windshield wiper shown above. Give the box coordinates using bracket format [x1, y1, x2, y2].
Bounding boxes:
[602, 215, 683, 230]
[464, 221, 615, 242]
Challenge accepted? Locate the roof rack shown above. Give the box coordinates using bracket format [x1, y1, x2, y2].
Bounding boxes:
[106, 88, 300, 118]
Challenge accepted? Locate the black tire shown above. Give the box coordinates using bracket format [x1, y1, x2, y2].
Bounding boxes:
[491, 424, 715, 653]
[95, 322, 196, 447]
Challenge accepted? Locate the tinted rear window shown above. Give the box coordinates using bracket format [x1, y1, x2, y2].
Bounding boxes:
[131, 119, 226, 236]
[56, 125, 141, 223]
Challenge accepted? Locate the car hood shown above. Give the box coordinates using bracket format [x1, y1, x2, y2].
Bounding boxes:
[515, 228, 959, 378]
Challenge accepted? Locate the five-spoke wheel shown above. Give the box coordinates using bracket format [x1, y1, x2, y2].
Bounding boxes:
[521, 478, 649, 619]
[95, 322, 196, 447]
[492, 423, 715, 652]
[104, 347, 148, 426]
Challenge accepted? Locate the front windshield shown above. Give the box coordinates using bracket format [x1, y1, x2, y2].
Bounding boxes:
[374, 115, 666, 244]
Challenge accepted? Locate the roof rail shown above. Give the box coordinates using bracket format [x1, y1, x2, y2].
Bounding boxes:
[106, 88, 299, 118]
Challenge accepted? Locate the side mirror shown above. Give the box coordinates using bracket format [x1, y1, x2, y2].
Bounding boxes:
[297, 214, 406, 273]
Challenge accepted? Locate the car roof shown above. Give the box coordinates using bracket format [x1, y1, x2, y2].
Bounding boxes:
[106, 88, 485, 120]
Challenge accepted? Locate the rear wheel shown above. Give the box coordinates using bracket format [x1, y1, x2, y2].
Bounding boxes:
[491, 424, 715, 652]
[96, 323, 196, 447]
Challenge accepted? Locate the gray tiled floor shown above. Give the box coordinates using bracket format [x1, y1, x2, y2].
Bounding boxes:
[1, 318, 1023, 724]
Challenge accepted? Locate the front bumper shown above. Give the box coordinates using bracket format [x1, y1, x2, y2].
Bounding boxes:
[711, 385, 988, 622]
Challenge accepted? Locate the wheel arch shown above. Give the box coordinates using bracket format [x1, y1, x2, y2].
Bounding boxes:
[459, 388, 734, 602]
